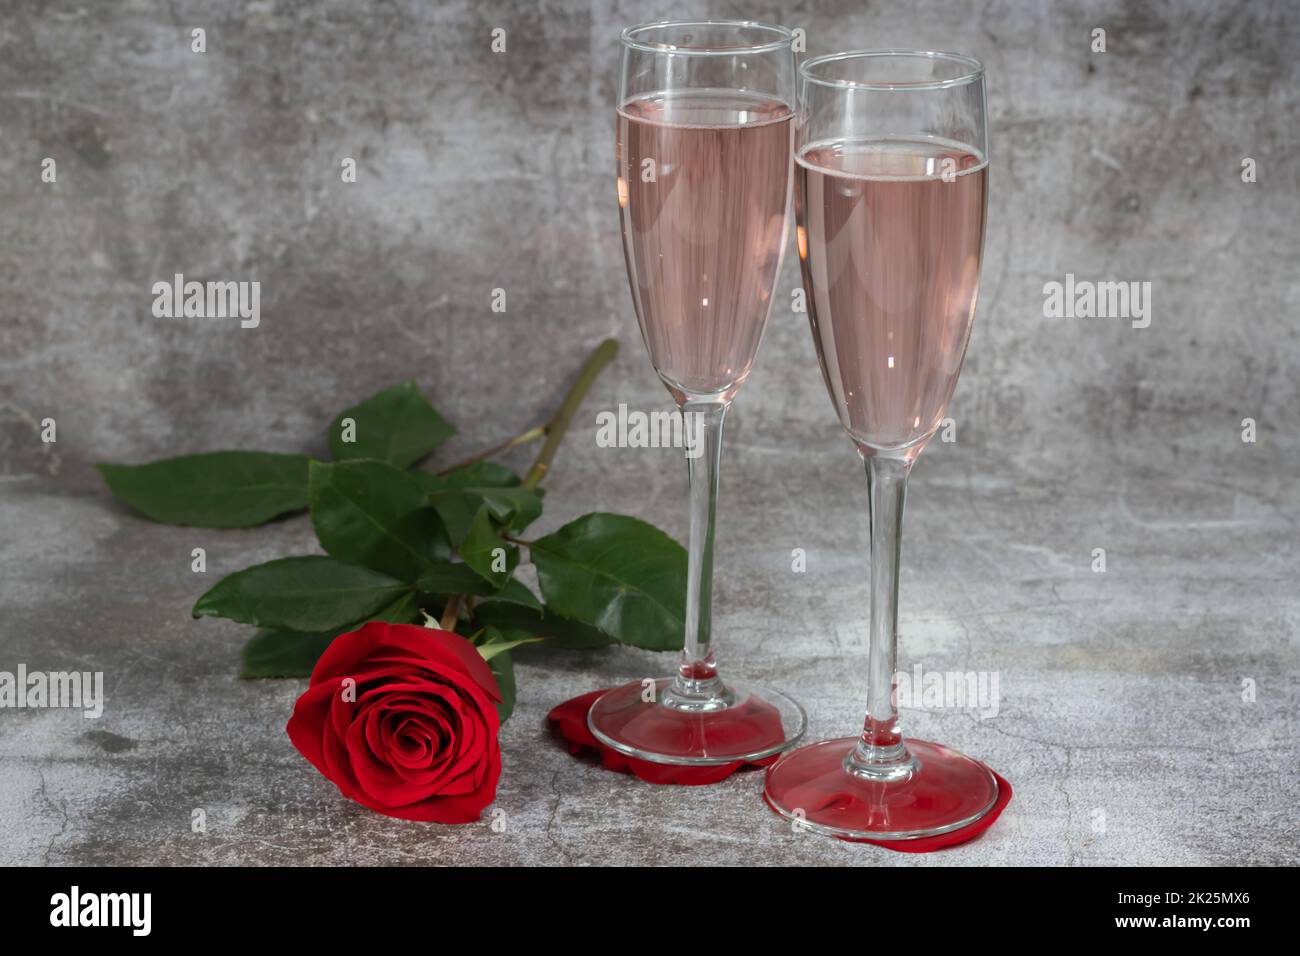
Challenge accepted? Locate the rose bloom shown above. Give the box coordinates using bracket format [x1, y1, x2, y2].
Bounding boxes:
[287, 622, 502, 823]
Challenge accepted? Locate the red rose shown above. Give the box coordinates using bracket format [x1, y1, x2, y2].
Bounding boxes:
[286, 621, 502, 823]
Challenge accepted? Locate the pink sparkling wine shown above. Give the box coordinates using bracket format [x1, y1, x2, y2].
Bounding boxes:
[796, 138, 988, 457]
[618, 90, 794, 402]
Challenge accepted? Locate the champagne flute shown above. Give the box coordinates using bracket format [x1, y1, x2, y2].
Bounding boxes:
[764, 51, 997, 837]
[588, 20, 806, 764]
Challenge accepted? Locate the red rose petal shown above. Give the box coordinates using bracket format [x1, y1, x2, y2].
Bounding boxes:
[311, 622, 500, 703]
[285, 680, 339, 774]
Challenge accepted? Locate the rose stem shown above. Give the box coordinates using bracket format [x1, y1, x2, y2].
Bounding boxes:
[521, 337, 619, 490]
[435, 424, 547, 476]
[439, 593, 465, 631]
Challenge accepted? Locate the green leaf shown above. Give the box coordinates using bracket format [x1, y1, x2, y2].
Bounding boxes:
[370, 589, 424, 624]
[413, 561, 541, 611]
[488, 577, 542, 612]
[460, 504, 518, 587]
[329, 381, 454, 468]
[489, 651, 516, 722]
[194, 556, 410, 632]
[415, 560, 502, 596]
[471, 625, 543, 661]
[97, 451, 310, 528]
[415, 464, 541, 542]
[240, 628, 341, 678]
[475, 487, 543, 531]
[419, 487, 480, 544]
[529, 513, 685, 651]
[429, 486, 544, 542]
[478, 637, 540, 660]
[309, 459, 449, 579]
[427, 462, 521, 489]
[238, 592, 423, 678]
[474, 601, 613, 649]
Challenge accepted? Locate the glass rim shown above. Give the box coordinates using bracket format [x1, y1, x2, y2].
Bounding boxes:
[800, 50, 985, 91]
[620, 19, 795, 57]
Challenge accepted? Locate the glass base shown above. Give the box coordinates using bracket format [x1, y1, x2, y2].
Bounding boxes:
[587, 677, 806, 766]
[763, 737, 998, 840]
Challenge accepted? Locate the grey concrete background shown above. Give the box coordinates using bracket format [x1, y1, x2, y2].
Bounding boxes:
[1, 0, 1297, 866]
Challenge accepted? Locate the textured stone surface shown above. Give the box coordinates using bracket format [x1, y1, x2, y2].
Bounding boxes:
[0, 0, 1297, 866]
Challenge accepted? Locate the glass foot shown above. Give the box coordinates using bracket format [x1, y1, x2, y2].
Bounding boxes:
[587, 678, 806, 765]
[763, 737, 998, 839]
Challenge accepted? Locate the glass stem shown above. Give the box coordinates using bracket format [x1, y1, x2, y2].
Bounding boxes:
[664, 400, 732, 711]
[847, 454, 917, 779]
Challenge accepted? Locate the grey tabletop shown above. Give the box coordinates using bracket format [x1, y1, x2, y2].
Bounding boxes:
[1, 0, 1297, 866]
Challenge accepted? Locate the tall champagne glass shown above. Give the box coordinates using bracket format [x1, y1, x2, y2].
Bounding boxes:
[588, 20, 806, 764]
[764, 51, 997, 837]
